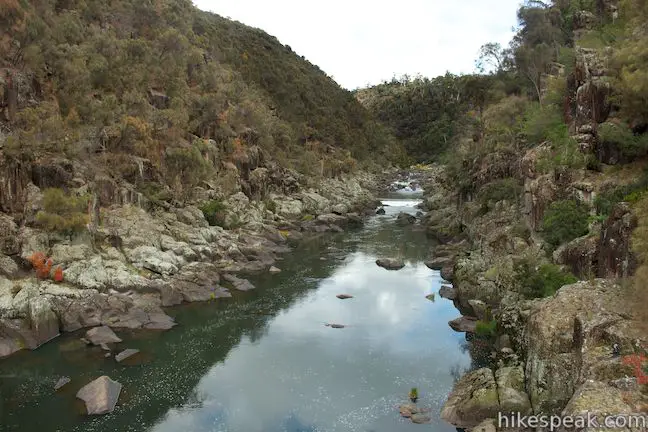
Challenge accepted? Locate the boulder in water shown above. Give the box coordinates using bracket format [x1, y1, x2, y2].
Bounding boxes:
[396, 212, 416, 225]
[325, 323, 345, 329]
[376, 207, 386, 215]
[336, 294, 353, 299]
[222, 274, 255, 291]
[269, 266, 282, 274]
[376, 258, 405, 270]
[76, 375, 122, 415]
[85, 326, 122, 346]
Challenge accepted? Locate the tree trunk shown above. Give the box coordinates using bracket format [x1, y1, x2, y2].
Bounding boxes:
[6, 71, 17, 123]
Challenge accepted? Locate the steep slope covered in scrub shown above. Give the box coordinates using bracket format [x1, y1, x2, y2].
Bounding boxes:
[0, 0, 404, 213]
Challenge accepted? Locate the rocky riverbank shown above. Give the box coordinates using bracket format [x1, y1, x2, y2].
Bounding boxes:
[417, 164, 648, 431]
[0, 171, 383, 358]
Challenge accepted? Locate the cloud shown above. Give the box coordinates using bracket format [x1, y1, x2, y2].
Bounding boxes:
[192, 0, 521, 89]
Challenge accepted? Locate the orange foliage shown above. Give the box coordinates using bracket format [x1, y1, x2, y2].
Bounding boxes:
[27, 252, 56, 280]
[53, 266, 64, 283]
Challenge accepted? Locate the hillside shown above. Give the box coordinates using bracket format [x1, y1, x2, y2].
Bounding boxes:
[0, 0, 404, 217]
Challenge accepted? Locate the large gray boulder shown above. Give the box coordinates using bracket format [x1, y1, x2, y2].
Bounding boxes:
[85, 326, 122, 345]
[76, 376, 122, 415]
[441, 368, 501, 429]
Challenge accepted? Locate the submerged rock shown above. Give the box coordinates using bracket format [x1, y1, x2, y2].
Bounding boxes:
[411, 413, 432, 424]
[222, 274, 255, 291]
[54, 376, 71, 391]
[396, 212, 416, 225]
[85, 326, 122, 346]
[115, 348, 140, 363]
[324, 323, 345, 329]
[336, 294, 353, 299]
[399, 402, 418, 418]
[375, 258, 405, 270]
[76, 376, 122, 415]
[448, 316, 478, 333]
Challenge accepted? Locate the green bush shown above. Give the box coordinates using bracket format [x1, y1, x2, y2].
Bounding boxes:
[598, 122, 648, 159]
[200, 200, 227, 227]
[475, 319, 498, 339]
[478, 178, 522, 205]
[35, 188, 89, 235]
[542, 200, 590, 248]
[516, 260, 578, 298]
[595, 169, 648, 217]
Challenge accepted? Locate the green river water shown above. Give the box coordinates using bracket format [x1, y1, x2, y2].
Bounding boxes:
[0, 196, 478, 432]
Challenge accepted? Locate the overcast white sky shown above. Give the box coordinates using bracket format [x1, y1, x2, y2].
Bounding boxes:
[192, 0, 522, 90]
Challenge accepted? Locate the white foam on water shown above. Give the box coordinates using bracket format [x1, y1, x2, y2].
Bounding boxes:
[380, 199, 423, 208]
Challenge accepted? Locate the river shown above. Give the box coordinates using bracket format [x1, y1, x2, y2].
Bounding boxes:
[0, 195, 474, 432]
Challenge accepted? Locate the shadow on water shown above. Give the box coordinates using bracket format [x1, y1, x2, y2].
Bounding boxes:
[0, 197, 474, 432]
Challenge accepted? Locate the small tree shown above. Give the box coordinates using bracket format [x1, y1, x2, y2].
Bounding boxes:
[542, 200, 590, 249]
[35, 188, 89, 239]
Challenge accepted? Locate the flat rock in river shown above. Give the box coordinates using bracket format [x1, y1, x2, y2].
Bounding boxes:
[115, 348, 140, 363]
[76, 376, 122, 415]
[396, 212, 416, 225]
[85, 326, 122, 345]
[375, 258, 405, 270]
[336, 294, 353, 299]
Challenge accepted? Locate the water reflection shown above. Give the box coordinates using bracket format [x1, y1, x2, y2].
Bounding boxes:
[0, 198, 471, 432]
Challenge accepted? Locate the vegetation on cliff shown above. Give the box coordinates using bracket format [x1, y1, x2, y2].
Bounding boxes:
[0, 0, 405, 224]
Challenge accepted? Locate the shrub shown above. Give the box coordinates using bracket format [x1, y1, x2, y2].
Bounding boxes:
[595, 170, 648, 217]
[35, 188, 89, 236]
[598, 122, 648, 159]
[475, 319, 498, 339]
[542, 200, 590, 248]
[516, 259, 578, 298]
[264, 199, 277, 213]
[478, 178, 522, 206]
[200, 200, 227, 227]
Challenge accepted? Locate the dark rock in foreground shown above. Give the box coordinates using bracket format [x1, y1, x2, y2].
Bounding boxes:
[449, 316, 478, 333]
[376, 208, 386, 215]
[85, 326, 122, 346]
[376, 258, 405, 270]
[76, 376, 122, 415]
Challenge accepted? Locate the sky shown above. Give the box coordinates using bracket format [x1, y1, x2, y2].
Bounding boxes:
[192, 0, 522, 90]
